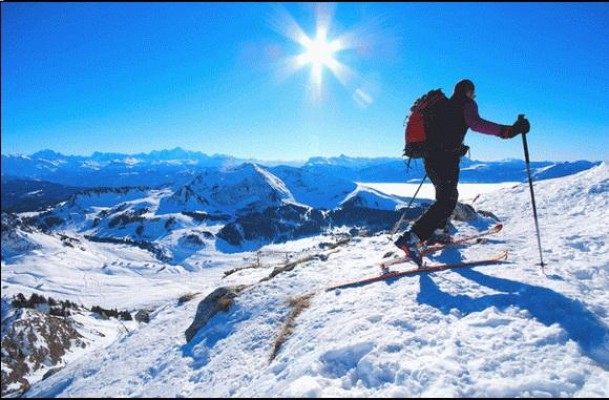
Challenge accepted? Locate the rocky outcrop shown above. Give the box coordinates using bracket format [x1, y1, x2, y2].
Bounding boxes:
[185, 285, 250, 343]
[451, 202, 478, 222]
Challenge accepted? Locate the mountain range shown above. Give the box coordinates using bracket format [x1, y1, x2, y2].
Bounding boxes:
[2, 161, 418, 264]
[2, 148, 601, 190]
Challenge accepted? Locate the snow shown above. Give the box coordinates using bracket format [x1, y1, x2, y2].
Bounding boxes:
[361, 182, 519, 203]
[2, 163, 609, 397]
[341, 184, 408, 210]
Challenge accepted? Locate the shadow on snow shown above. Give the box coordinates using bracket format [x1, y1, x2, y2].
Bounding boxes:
[417, 267, 609, 369]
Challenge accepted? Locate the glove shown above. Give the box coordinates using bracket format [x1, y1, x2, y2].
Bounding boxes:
[513, 115, 530, 135]
[500, 115, 530, 139]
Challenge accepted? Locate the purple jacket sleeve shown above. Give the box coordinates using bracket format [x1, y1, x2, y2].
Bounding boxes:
[464, 101, 506, 136]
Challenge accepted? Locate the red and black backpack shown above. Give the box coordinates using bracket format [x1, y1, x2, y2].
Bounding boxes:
[403, 89, 448, 159]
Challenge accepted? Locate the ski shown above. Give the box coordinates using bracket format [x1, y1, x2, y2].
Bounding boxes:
[383, 223, 503, 270]
[326, 250, 508, 291]
[424, 223, 503, 251]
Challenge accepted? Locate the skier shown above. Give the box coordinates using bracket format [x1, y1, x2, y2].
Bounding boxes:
[394, 79, 530, 266]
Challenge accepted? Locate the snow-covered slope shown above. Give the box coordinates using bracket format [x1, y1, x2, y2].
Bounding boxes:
[9, 163, 607, 398]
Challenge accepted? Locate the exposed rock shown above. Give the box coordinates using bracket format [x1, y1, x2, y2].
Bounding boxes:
[135, 308, 155, 323]
[451, 202, 478, 222]
[185, 285, 249, 343]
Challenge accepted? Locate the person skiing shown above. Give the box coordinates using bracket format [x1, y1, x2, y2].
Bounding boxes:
[394, 79, 530, 267]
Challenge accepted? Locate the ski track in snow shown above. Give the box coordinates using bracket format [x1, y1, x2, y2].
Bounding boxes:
[3, 164, 609, 398]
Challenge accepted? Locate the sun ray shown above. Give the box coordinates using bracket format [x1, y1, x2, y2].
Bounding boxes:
[266, 4, 310, 48]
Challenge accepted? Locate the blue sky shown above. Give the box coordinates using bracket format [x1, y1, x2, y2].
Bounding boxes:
[2, 2, 608, 161]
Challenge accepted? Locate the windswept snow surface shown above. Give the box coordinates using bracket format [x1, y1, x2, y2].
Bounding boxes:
[8, 164, 609, 397]
[361, 181, 519, 203]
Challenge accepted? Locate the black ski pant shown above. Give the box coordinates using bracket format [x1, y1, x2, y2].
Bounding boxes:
[411, 152, 460, 242]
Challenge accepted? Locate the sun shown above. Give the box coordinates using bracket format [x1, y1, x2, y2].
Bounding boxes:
[300, 32, 338, 71]
[268, 3, 378, 105]
[295, 30, 341, 88]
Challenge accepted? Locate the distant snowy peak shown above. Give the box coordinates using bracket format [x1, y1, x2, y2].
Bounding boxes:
[305, 154, 396, 168]
[270, 165, 357, 210]
[89, 147, 238, 166]
[340, 185, 405, 211]
[3, 149, 603, 190]
[175, 163, 296, 215]
[145, 147, 215, 162]
[30, 149, 66, 161]
[1, 148, 240, 177]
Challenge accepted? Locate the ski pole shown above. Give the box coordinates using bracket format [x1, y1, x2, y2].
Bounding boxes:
[390, 174, 427, 237]
[520, 115, 546, 269]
